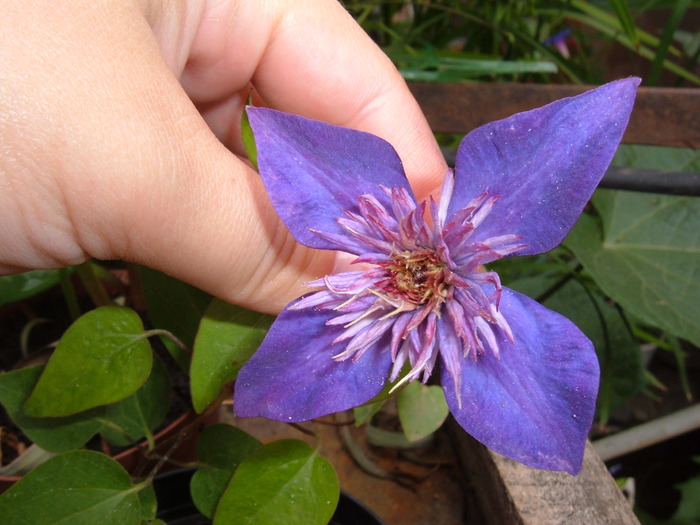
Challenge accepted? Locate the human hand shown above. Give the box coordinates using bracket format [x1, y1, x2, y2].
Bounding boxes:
[0, 0, 446, 313]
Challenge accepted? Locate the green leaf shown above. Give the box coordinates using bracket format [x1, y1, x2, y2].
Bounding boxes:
[565, 9, 700, 85]
[673, 457, 700, 521]
[418, 55, 550, 75]
[98, 356, 171, 447]
[566, 192, 700, 347]
[353, 399, 385, 426]
[0, 270, 63, 307]
[396, 381, 449, 441]
[0, 451, 143, 525]
[138, 483, 158, 522]
[612, 144, 700, 172]
[609, 0, 638, 48]
[393, 53, 557, 81]
[140, 266, 212, 369]
[191, 299, 273, 413]
[648, 0, 692, 85]
[24, 306, 153, 417]
[190, 424, 262, 518]
[242, 106, 258, 170]
[213, 440, 339, 525]
[0, 365, 103, 452]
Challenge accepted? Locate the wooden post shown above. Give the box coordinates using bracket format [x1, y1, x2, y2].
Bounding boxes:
[449, 420, 640, 524]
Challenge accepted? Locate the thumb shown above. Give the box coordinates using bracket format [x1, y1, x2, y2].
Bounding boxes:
[119, 131, 334, 315]
[0, 1, 330, 314]
[68, 58, 333, 314]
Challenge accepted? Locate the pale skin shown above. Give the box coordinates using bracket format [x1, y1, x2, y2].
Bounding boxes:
[0, 0, 447, 314]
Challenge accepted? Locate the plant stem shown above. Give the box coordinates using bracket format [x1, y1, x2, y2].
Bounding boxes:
[145, 387, 230, 481]
[142, 329, 191, 355]
[75, 261, 111, 307]
[58, 267, 81, 321]
[126, 263, 147, 313]
[534, 263, 582, 304]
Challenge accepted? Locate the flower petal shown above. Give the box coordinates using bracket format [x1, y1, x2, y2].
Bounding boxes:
[233, 301, 393, 422]
[247, 107, 413, 252]
[450, 78, 639, 255]
[441, 287, 599, 474]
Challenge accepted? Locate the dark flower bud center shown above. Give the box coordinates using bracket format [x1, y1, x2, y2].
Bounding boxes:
[382, 250, 448, 305]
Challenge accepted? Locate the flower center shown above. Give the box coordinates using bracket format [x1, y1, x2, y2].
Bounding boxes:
[381, 249, 448, 305]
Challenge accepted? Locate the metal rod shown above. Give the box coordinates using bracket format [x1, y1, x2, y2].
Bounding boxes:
[593, 404, 700, 461]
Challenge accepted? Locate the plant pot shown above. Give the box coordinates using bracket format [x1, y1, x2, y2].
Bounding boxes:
[0, 410, 200, 494]
[112, 410, 201, 476]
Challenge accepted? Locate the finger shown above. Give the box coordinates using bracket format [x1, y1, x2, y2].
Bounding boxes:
[178, 0, 447, 200]
[0, 1, 331, 313]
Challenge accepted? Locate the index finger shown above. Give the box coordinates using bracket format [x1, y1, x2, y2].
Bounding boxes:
[180, 0, 447, 199]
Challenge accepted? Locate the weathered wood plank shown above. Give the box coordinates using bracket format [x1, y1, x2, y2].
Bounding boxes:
[408, 82, 700, 149]
[449, 419, 639, 524]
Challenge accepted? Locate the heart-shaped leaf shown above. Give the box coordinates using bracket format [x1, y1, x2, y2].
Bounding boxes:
[191, 300, 273, 413]
[98, 356, 171, 446]
[23, 306, 152, 417]
[0, 365, 103, 452]
[567, 192, 700, 347]
[0, 450, 143, 524]
[213, 440, 338, 525]
[397, 381, 449, 441]
[190, 424, 262, 518]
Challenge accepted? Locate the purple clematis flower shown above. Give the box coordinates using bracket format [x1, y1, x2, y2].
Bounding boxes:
[234, 78, 639, 474]
[545, 27, 573, 58]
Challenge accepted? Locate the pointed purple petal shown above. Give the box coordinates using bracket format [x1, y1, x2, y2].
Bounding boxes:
[450, 78, 639, 255]
[247, 107, 413, 252]
[442, 287, 599, 474]
[233, 303, 393, 422]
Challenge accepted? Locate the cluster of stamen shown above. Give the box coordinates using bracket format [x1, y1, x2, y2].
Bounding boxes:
[294, 179, 525, 396]
[380, 249, 448, 306]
